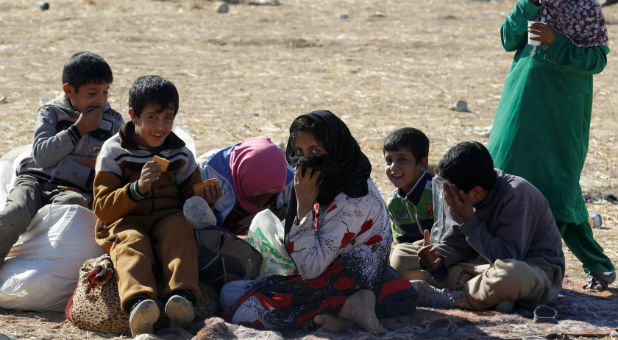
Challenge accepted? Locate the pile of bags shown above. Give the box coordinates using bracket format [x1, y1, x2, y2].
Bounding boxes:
[0, 146, 103, 312]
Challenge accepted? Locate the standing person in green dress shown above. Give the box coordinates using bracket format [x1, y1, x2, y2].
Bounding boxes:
[487, 0, 615, 290]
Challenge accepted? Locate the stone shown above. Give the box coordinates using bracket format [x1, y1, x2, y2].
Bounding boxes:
[39, 2, 49, 10]
[217, 4, 229, 14]
[248, 0, 282, 6]
[339, 13, 349, 19]
[465, 125, 492, 137]
[449, 100, 470, 112]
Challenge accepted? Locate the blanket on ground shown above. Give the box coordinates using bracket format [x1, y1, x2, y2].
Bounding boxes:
[192, 279, 616, 340]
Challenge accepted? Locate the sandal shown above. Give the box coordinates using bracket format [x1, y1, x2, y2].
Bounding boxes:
[533, 305, 558, 324]
[583, 271, 616, 291]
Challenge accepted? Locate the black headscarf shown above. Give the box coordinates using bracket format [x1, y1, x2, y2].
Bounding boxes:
[283, 110, 372, 233]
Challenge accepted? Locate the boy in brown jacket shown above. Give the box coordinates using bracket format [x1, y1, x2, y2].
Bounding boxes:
[93, 75, 212, 336]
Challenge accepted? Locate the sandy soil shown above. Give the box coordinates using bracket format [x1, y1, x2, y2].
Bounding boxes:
[0, 0, 616, 338]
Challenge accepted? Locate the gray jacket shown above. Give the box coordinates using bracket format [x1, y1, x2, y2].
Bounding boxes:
[436, 170, 565, 275]
[17, 94, 124, 192]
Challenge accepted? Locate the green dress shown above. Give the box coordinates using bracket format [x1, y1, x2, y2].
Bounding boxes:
[486, 0, 609, 224]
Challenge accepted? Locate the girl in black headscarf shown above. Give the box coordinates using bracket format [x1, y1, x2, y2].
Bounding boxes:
[221, 111, 416, 333]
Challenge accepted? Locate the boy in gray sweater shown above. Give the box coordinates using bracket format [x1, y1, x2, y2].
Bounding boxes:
[397, 141, 564, 310]
[0, 51, 123, 267]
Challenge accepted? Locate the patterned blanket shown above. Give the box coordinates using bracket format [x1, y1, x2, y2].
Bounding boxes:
[192, 279, 617, 340]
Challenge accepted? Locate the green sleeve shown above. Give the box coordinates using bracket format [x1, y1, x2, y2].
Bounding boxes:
[391, 221, 402, 244]
[500, 0, 540, 52]
[544, 34, 609, 75]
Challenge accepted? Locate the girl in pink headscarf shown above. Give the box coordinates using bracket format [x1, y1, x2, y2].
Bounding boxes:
[196, 136, 294, 234]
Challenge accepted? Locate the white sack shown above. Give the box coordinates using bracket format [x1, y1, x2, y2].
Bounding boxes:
[0, 204, 104, 312]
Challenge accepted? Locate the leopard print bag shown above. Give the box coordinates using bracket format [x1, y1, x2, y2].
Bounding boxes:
[65, 255, 130, 335]
[66, 255, 219, 335]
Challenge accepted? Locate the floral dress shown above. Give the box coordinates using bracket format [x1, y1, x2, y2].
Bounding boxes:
[223, 180, 416, 330]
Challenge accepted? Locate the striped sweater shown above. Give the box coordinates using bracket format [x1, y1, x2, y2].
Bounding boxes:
[93, 122, 202, 225]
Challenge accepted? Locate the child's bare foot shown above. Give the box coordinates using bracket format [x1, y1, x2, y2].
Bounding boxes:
[338, 290, 385, 335]
[314, 314, 353, 332]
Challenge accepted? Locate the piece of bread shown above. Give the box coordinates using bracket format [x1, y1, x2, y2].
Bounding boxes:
[152, 155, 169, 172]
[193, 178, 219, 196]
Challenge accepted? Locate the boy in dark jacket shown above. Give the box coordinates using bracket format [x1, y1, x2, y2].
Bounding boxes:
[400, 142, 564, 311]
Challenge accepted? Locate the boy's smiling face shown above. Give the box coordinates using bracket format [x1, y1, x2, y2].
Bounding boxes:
[63, 81, 110, 113]
[129, 103, 176, 149]
[384, 147, 427, 194]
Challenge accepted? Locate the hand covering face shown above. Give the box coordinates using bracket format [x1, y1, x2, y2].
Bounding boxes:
[284, 110, 372, 232]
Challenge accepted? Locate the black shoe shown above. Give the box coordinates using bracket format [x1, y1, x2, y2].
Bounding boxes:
[584, 271, 616, 291]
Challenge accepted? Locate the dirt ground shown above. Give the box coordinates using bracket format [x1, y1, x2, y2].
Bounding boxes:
[0, 0, 616, 338]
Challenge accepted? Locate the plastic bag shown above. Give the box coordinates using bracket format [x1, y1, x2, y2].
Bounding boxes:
[0, 144, 31, 210]
[183, 196, 217, 229]
[172, 124, 197, 159]
[0, 204, 104, 311]
[430, 175, 463, 244]
[247, 210, 296, 277]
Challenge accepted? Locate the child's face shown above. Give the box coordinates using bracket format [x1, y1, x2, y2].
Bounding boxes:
[246, 193, 276, 209]
[63, 81, 110, 113]
[384, 147, 427, 193]
[293, 131, 327, 158]
[128, 103, 176, 149]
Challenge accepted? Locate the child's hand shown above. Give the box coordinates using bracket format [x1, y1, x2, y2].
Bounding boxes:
[137, 160, 162, 195]
[443, 182, 474, 221]
[294, 165, 321, 218]
[200, 180, 222, 206]
[75, 105, 105, 135]
[418, 229, 442, 271]
[528, 22, 556, 46]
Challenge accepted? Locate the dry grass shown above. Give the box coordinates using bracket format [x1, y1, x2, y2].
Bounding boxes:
[0, 0, 616, 338]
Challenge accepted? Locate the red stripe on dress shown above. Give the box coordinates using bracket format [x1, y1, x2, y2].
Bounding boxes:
[377, 277, 413, 302]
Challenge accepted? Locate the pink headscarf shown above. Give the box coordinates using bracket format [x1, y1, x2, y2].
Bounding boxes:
[229, 136, 288, 213]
